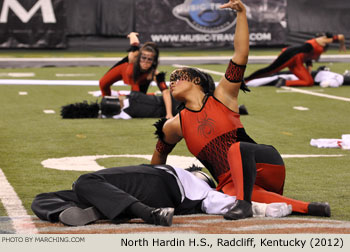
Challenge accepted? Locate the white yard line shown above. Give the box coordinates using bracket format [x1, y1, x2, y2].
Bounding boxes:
[0, 79, 99, 86]
[43, 110, 55, 114]
[0, 57, 122, 62]
[0, 168, 38, 234]
[281, 86, 350, 102]
[0, 72, 35, 77]
[293, 106, 309, 111]
[56, 73, 96, 77]
[0, 79, 158, 86]
[0, 54, 348, 62]
[281, 154, 344, 158]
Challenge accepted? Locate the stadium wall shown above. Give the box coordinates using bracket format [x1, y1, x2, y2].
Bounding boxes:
[0, 0, 349, 49]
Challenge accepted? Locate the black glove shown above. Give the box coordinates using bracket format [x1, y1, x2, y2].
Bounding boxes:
[156, 72, 166, 84]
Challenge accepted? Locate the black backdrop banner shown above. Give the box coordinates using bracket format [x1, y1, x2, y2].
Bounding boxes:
[66, 0, 134, 36]
[136, 0, 287, 47]
[1, 0, 348, 49]
[0, 0, 66, 48]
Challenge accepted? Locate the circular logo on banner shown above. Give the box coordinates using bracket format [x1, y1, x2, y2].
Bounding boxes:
[172, 0, 237, 33]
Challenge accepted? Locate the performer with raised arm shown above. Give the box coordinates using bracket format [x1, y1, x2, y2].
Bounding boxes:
[151, 0, 330, 220]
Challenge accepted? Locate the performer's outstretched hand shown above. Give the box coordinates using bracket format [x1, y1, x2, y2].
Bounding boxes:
[220, 0, 246, 13]
[127, 32, 140, 47]
[127, 32, 139, 39]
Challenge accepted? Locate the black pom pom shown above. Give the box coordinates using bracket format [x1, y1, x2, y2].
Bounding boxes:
[153, 118, 167, 139]
[238, 104, 249, 115]
[61, 101, 99, 119]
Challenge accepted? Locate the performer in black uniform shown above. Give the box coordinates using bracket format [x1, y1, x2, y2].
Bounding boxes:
[32, 165, 183, 227]
[31, 164, 294, 227]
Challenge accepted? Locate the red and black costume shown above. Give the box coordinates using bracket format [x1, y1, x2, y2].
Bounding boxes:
[99, 56, 168, 96]
[179, 95, 310, 213]
[245, 38, 326, 87]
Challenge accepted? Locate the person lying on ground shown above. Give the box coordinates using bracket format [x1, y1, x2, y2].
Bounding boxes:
[31, 164, 292, 227]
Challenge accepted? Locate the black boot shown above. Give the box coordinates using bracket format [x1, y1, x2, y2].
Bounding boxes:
[59, 206, 102, 226]
[308, 202, 331, 217]
[224, 200, 253, 220]
[150, 207, 174, 226]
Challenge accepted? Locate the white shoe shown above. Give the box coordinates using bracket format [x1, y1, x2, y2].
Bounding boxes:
[112, 111, 131, 120]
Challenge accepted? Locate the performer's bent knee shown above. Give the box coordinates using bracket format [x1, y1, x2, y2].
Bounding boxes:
[73, 173, 103, 194]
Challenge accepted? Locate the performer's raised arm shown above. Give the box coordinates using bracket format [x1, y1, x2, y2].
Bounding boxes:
[215, 0, 250, 113]
[127, 32, 141, 62]
[222, 0, 249, 65]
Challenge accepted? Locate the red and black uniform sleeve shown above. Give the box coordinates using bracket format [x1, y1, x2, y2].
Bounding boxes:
[153, 118, 176, 155]
[99, 56, 129, 96]
[225, 60, 250, 92]
[225, 60, 246, 83]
